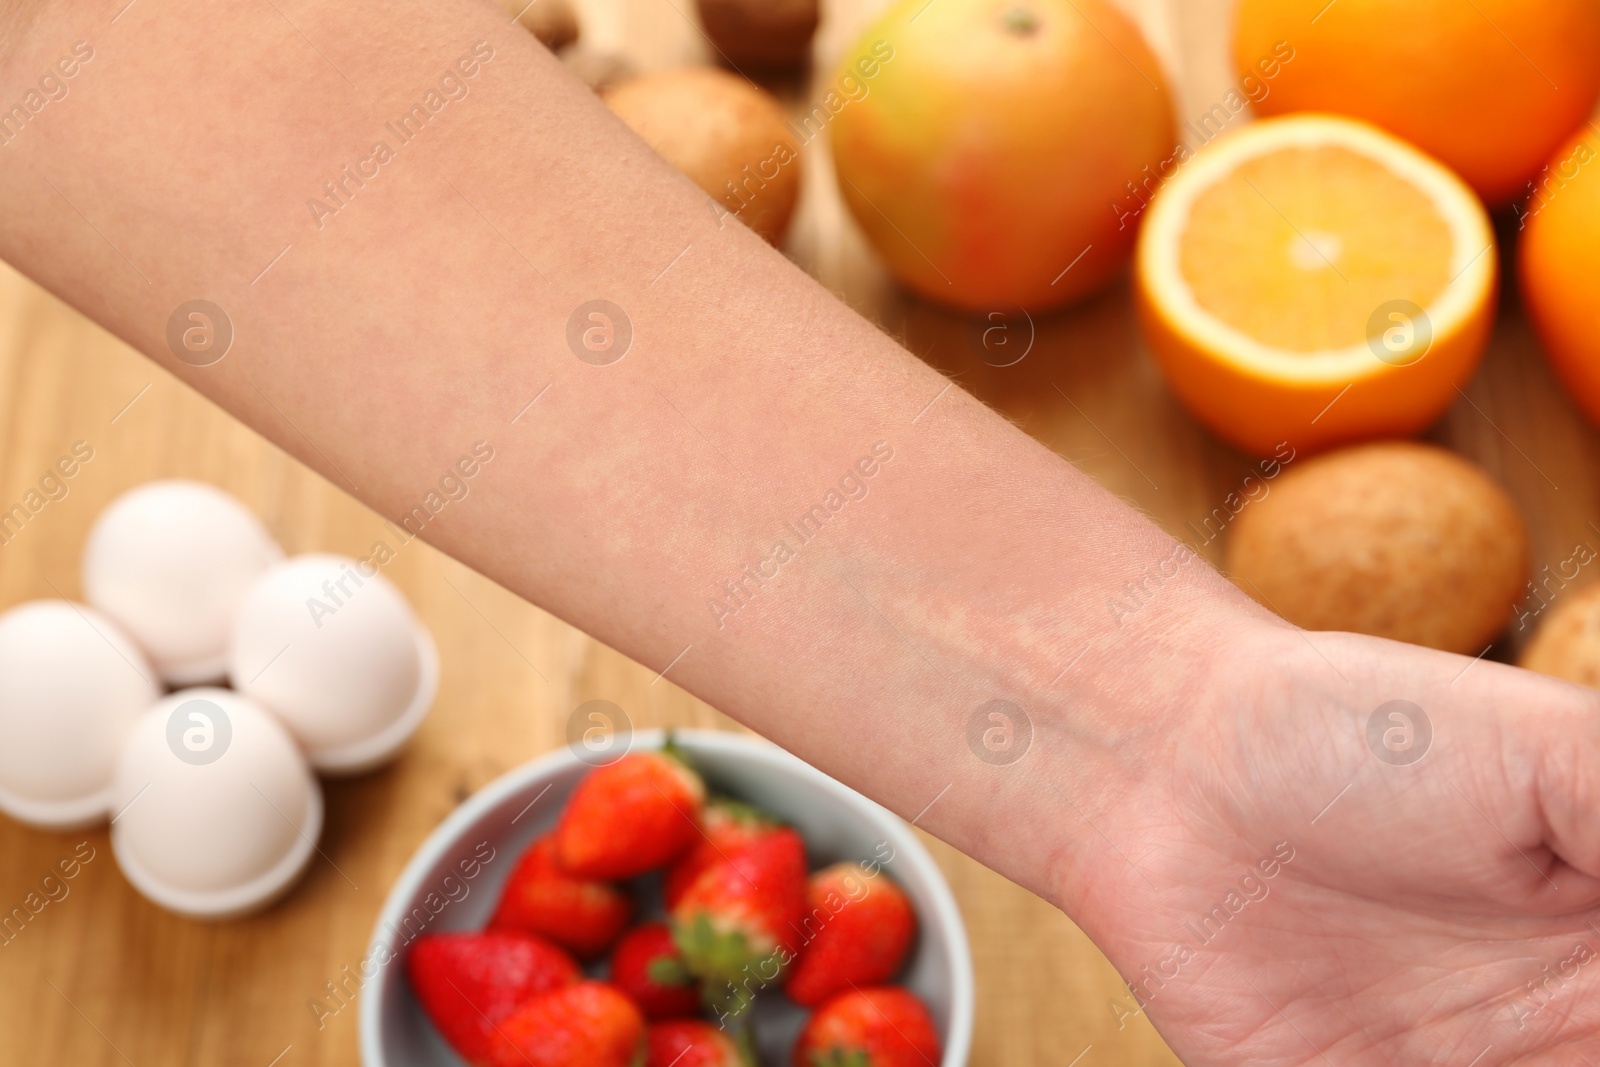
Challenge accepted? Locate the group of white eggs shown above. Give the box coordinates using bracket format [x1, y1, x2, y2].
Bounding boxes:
[0, 481, 436, 920]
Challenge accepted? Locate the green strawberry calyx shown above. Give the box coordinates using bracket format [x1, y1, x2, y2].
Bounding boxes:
[660, 733, 694, 772]
[706, 795, 781, 829]
[645, 955, 691, 988]
[810, 1048, 875, 1067]
[730, 1024, 761, 1067]
[673, 912, 790, 1022]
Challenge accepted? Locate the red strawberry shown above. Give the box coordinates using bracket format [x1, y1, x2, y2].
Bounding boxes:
[793, 987, 942, 1067]
[406, 931, 580, 1066]
[487, 981, 645, 1067]
[611, 922, 701, 1019]
[556, 750, 707, 880]
[672, 826, 808, 1011]
[646, 1019, 745, 1067]
[490, 834, 634, 959]
[785, 863, 917, 1007]
[665, 798, 784, 909]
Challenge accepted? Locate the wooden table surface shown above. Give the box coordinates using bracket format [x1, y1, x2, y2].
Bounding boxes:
[1, 0, 1593, 1063]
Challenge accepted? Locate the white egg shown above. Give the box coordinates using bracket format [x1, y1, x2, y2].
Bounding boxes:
[83, 481, 282, 686]
[229, 555, 437, 776]
[0, 600, 161, 829]
[110, 688, 322, 920]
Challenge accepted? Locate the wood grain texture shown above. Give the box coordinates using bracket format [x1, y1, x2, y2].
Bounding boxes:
[0, 0, 1591, 1063]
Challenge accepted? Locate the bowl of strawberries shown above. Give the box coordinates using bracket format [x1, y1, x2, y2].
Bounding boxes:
[360, 729, 974, 1066]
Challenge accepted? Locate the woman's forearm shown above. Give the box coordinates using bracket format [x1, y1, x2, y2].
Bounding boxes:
[0, 0, 1264, 911]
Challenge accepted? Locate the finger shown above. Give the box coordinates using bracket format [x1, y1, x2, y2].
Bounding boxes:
[1510, 666, 1600, 908]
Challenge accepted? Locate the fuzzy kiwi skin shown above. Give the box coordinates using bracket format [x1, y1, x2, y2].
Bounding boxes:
[697, 0, 819, 69]
[506, 0, 580, 50]
[1225, 441, 1528, 655]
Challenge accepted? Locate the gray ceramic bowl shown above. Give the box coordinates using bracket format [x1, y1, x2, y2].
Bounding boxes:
[360, 729, 973, 1065]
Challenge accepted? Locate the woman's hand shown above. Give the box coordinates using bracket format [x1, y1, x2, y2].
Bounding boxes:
[1074, 620, 1600, 1066]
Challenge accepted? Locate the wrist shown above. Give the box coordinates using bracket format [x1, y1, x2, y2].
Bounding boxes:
[1008, 581, 1268, 911]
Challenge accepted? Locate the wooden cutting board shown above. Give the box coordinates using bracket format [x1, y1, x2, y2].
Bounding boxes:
[0, 0, 1591, 1063]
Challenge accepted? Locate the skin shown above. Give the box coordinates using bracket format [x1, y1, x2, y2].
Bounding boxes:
[3, 1, 1600, 1064]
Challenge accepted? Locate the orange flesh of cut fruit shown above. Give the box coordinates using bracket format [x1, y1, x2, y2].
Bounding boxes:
[1177, 145, 1456, 353]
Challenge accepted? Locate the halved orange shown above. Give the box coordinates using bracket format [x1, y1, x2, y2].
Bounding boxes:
[1135, 114, 1497, 456]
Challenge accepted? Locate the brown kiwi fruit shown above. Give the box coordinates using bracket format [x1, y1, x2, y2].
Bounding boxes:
[604, 67, 802, 244]
[1521, 584, 1600, 687]
[503, 0, 580, 50]
[697, 0, 819, 70]
[1225, 441, 1528, 654]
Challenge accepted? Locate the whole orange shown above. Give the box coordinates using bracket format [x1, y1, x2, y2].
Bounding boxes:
[829, 0, 1175, 312]
[1235, 0, 1600, 206]
[1520, 124, 1600, 425]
